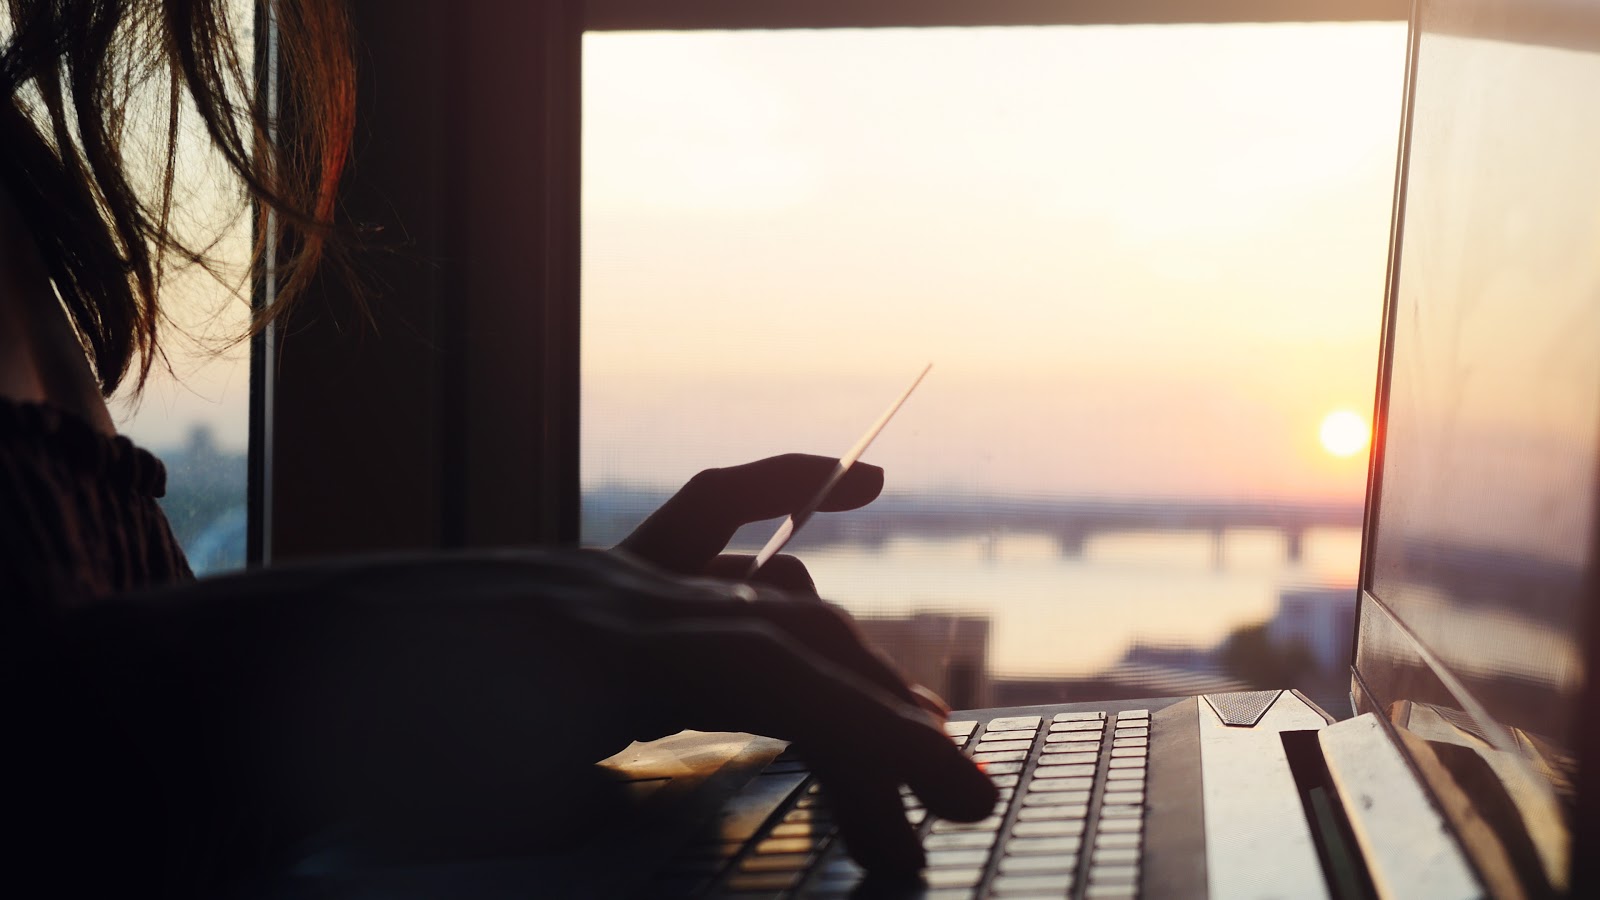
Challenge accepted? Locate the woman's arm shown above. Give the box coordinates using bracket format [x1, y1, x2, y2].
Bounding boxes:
[28, 459, 994, 892]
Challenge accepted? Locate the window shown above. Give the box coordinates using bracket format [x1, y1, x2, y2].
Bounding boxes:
[114, 0, 255, 576]
[582, 22, 1406, 713]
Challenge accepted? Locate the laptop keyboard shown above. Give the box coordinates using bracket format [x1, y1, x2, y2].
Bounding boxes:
[645, 709, 1152, 899]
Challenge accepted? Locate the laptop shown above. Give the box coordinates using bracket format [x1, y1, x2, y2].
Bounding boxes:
[281, 0, 1595, 896]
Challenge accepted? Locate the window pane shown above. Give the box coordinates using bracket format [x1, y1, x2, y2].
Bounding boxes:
[582, 23, 1405, 714]
[113, 2, 255, 577]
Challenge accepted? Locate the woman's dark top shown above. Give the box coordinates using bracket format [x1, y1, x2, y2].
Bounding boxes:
[1, 398, 219, 894]
[0, 397, 192, 608]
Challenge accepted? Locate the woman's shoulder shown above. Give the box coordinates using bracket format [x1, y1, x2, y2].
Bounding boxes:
[0, 396, 170, 497]
[0, 396, 191, 605]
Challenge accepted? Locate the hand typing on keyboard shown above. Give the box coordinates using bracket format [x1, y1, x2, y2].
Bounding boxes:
[611, 454, 1000, 872]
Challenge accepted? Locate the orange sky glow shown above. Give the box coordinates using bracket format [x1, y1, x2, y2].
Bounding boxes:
[579, 23, 1407, 503]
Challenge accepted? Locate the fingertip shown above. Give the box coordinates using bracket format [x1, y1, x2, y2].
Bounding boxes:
[909, 742, 998, 823]
[819, 462, 884, 512]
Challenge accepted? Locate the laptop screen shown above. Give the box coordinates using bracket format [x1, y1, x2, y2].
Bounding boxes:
[1353, 0, 1600, 893]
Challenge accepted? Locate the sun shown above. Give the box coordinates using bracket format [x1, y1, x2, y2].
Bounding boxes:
[1319, 410, 1370, 458]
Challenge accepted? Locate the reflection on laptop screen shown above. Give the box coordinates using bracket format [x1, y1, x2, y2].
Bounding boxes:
[1353, 1, 1600, 894]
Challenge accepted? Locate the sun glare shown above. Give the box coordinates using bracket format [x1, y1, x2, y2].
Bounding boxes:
[1319, 410, 1370, 457]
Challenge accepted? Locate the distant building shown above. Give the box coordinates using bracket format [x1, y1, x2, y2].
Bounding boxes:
[857, 613, 992, 711]
[1267, 587, 1358, 672]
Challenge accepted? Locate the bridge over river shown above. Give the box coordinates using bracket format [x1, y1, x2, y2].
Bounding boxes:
[748, 495, 1364, 565]
[585, 489, 1364, 566]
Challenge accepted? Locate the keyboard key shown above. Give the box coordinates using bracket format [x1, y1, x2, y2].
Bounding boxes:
[987, 716, 1043, 731]
[1086, 885, 1140, 899]
[1017, 804, 1088, 821]
[907, 809, 927, 825]
[927, 849, 991, 868]
[945, 720, 979, 737]
[1050, 720, 1104, 732]
[1106, 769, 1145, 783]
[1102, 790, 1144, 806]
[1022, 790, 1091, 806]
[1028, 777, 1093, 792]
[988, 774, 1020, 788]
[980, 729, 1037, 743]
[1054, 711, 1107, 722]
[930, 816, 1003, 833]
[1033, 764, 1095, 778]
[1097, 817, 1143, 834]
[1112, 737, 1148, 748]
[1005, 835, 1082, 855]
[1100, 804, 1144, 820]
[973, 750, 1029, 763]
[1111, 746, 1147, 759]
[1011, 820, 1086, 837]
[1043, 734, 1101, 748]
[999, 853, 1078, 874]
[925, 832, 998, 851]
[1094, 847, 1141, 866]
[978, 740, 1034, 753]
[724, 870, 802, 891]
[1037, 752, 1098, 766]
[1096, 831, 1142, 849]
[984, 761, 1025, 775]
[1090, 864, 1140, 884]
[991, 873, 1074, 894]
[924, 868, 984, 889]
[1108, 758, 1145, 770]
[1119, 709, 1150, 720]
[769, 823, 819, 839]
[757, 837, 821, 855]
[785, 808, 830, 824]
[1114, 726, 1149, 738]
[739, 853, 811, 873]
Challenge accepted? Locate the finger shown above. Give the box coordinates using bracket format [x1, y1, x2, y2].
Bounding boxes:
[637, 620, 995, 825]
[704, 554, 818, 595]
[807, 758, 924, 874]
[616, 455, 884, 575]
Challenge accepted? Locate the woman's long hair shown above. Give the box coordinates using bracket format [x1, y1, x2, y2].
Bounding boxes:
[0, 0, 355, 394]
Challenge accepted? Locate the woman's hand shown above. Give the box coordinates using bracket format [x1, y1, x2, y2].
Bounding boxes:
[251, 549, 991, 873]
[615, 452, 886, 592]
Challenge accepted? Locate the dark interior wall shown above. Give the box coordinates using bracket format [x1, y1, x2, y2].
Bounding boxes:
[266, 0, 582, 560]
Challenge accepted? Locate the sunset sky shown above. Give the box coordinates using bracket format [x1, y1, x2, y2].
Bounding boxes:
[581, 22, 1407, 503]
